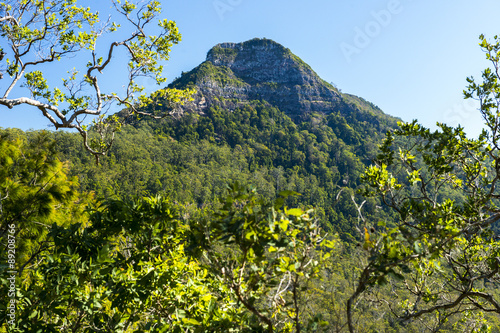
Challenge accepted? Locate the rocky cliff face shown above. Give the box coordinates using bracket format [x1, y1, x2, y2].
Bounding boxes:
[206, 39, 310, 85]
[169, 38, 345, 118]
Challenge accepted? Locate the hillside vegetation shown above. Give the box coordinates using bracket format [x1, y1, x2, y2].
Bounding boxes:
[3, 37, 500, 332]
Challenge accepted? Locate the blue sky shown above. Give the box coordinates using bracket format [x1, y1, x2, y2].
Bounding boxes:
[2, 0, 500, 137]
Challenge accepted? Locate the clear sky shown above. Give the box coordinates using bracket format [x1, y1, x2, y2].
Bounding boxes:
[2, 0, 500, 137]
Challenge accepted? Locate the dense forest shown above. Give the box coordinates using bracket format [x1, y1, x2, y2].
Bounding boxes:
[56, 96, 397, 240]
[3, 93, 500, 331]
[2, 83, 500, 331]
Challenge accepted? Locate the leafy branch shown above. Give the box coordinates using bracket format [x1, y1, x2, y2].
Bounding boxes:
[0, 0, 194, 163]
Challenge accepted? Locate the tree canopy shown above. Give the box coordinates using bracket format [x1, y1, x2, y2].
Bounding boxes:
[347, 34, 500, 332]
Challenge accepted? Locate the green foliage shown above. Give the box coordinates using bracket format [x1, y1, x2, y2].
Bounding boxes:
[1, 195, 242, 332]
[346, 34, 500, 332]
[207, 46, 239, 65]
[1, 176, 335, 332]
[170, 61, 248, 89]
[0, 129, 84, 272]
[0, 131, 337, 331]
[8, 16, 500, 333]
[193, 183, 334, 332]
[99, 98, 396, 238]
[52, 115, 386, 241]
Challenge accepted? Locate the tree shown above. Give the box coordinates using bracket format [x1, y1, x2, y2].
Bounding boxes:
[0, 129, 86, 276]
[2, 195, 243, 332]
[347, 34, 500, 332]
[0, 0, 194, 162]
[192, 183, 335, 332]
[1, 180, 334, 332]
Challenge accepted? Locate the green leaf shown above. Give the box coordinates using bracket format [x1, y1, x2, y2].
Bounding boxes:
[182, 318, 201, 325]
[287, 208, 303, 217]
[28, 310, 38, 319]
[413, 241, 423, 254]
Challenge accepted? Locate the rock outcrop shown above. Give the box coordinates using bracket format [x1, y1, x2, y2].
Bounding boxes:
[169, 38, 344, 118]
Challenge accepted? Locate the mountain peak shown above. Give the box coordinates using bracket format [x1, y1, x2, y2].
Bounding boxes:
[206, 38, 315, 85]
[206, 38, 287, 65]
[168, 38, 350, 118]
[208, 38, 285, 55]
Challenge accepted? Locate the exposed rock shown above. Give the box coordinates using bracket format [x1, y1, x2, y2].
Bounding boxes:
[169, 38, 344, 119]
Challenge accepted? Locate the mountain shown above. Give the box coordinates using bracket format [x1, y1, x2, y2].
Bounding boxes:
[166, 38, 393, 125]
[62, 38, 402, 236]
[169, 38, 341, 118]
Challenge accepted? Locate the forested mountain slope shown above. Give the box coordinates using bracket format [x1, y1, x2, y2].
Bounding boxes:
[5, 38, 500, 333]
[59, 38, 401, 238]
